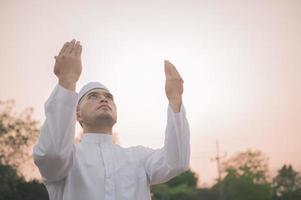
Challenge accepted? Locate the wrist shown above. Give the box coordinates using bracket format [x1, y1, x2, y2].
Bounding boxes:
[58, 78, 77, 91]
[168, 97, 182, 113]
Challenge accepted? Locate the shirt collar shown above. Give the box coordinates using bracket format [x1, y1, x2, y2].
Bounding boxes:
[81, 133, 113, 144]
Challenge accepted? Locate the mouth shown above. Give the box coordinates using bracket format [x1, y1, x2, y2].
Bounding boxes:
[97, 105, 111, 110]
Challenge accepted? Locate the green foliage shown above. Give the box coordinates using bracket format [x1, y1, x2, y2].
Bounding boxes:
[0, 164, 22, 199]
[0, 100, 39, 173]
[0, 163, 48, 200]
[152, 183, 197, 200]
[272, 164, 301, 200]
[212, 149, 273, 200]
[166, 170, 198, 188]
[197, 188, 219, 200]
[16, 180, 49, 200]
[222, 149, 270, 184]
[151, 170, 199, 200]
[0, 100, 48, 199]
[217, 168, 272, 200]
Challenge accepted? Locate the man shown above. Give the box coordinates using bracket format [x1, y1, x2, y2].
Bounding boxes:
[33, 39, 190, 200]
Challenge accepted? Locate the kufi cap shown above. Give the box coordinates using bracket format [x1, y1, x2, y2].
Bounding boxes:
[78, 82, 109, 104]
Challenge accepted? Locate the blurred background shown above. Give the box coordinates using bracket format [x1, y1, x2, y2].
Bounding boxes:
[0, 0, 300, 199]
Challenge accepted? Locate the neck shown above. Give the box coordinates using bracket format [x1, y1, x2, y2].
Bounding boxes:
[83, 126, 113, 134]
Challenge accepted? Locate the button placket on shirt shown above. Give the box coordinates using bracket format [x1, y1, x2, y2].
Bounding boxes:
[101, 144, 115, 200]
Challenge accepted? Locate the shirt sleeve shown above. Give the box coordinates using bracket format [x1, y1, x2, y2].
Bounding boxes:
[33, 84, 78, 182]
[142, 103, 191, 185]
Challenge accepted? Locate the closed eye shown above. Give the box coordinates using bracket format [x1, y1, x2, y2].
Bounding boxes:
[86, 92, 114, 101]
[87, 93, 98, 99]
[105, 94, 114, 100]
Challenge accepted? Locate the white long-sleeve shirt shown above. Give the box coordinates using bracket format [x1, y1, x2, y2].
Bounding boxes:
[33, 84, 190, 200]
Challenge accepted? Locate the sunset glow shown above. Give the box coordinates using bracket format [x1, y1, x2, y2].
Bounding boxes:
[1, 0, 301, 186]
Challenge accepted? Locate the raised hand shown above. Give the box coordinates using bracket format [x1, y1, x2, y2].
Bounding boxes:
[54, 39, 82, 91]
[164, 60, 184, 112]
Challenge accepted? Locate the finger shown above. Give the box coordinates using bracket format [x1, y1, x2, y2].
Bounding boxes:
[58, 42, 69, 57]
[172, 65, 181, 77]
[71, 41, 80, 56]
[75, 45, 82, 57]
[166, 60, 182, 78]
[64, 39, 76, 55]
[164, 60, 173, 76]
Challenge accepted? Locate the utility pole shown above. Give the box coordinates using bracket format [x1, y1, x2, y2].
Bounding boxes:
[213, 140, 225, 200]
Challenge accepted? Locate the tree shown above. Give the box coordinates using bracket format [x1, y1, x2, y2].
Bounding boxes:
[213, 149, 273, 200]
[0, 100, 49, 199]
[0, 163, 48, 200]
[222, 149, 270, 184]
[151, 169, 199, 200]
[166, 169, 198, 188]
[0, 164, 21, 199]
[272, 164, 301, 200]
[0, 100, 40, 176]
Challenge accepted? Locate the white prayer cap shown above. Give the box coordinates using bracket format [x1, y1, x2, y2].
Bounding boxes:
[78, 82, 110, 104]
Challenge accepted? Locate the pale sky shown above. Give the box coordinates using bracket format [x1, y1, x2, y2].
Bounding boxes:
[1, 0, 301, 186]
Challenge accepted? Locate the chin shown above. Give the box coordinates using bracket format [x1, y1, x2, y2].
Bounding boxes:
[95, 114, 115, 125]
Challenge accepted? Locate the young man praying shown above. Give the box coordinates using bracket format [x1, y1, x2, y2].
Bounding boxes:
[33, 39, 190, 200]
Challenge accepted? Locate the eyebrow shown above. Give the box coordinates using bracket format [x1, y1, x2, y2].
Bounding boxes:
[87, 91, 114, 99]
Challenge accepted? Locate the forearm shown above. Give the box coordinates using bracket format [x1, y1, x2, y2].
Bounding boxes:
[143, 103, 190, 185]
[164, 103, 190, 170]
[33, 84, 78, 181]
[168, 97, 182, 113]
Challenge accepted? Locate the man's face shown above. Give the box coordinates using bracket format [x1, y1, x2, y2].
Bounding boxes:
[76, 88, 117, 128]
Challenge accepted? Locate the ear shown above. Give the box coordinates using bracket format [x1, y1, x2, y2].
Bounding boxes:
[76, 110, 82, 123]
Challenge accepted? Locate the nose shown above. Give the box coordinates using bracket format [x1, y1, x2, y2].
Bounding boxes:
[99, 96, 109, 103]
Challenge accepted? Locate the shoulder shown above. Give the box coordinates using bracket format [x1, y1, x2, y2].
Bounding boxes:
[129, 145, 154, 153]
[118, 145, 157, 159]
